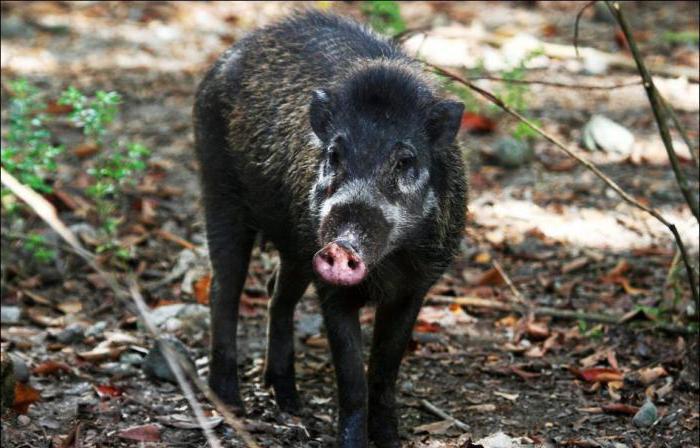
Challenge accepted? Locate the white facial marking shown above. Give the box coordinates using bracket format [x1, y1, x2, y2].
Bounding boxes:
[398, 168, 429, 196]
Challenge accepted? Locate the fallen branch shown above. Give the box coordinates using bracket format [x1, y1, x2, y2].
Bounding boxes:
[465, 75, 643, 90]
[0, 167, 259, 448]
[425, 64, 699, 307]
[606, 0, 700, 224]
[129, 284, 224, 448]
[419, 399, 470, 432]
[429, 295, 696, 335]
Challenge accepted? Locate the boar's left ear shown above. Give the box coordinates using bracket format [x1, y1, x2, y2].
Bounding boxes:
[309, 89, 336, 143]
[425, 100, 464, 146]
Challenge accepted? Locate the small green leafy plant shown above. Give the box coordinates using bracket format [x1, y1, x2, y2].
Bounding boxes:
[1, 80, 151, 265]
[362, 1, 406, 36]
[1, 79, 64, 195]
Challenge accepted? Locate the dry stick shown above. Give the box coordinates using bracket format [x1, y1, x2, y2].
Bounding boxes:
[420, 399, 470, 432]
[425, 64, 699, 308]
[492, 259, 531, 308]
[606, 1, 700, 223]
[129, 284, 224, 448]
[574, 0, 599, 58]
[660, 94, 700, 171]
[0, 167, 259, 448]
[465, 76, 643, 90]
[429, 295, 695, 335]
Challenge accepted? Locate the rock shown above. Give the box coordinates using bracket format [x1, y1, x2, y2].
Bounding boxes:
[149, 304, 186, 327]
[1, 352, 15, 414]
[582, 115, 635, 154]
[476, 431, 523, 448]
[0, 16, 35, 39]
[17, 415, 31, 426]
[143, 337, 196, 383]
[119, 352, 144, 366]
[583, 51, 609, 75]
[55, 323, 84, 344]
[296, 314, 322, 339]
[85, 321, 107, 338]
[1, 306, 22, 324]
[493, 137, 534, 168]
[633, 399, 658, 427]
[9, 354, 29, 383]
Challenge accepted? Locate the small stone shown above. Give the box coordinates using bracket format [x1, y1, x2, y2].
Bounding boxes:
[17, 415, 31, 426]
[119, 352, 144, 366]
[583, 51, 609, 75]
[633, 399, 658, 427]
[164, 317, 182, 333]
[296, 314, 322, 339]
[582, 115, 635, 154]
[1, 306, 22, 324]
[9, 354, 29, 383]
[493, 137, 534, 168]
[85, 321, 107, 338]
[149, 304, 186, 327]
[143, 337, 196, 383]
[55, 323, 84, 344]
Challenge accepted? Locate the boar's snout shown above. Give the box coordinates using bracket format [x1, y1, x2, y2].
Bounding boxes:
[313, 241, 367, 286]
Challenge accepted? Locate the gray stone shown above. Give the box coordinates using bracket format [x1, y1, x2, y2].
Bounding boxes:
[85, 321, 107, 338]
[143, 337, 196, 383]
[1, 306, 21, 324]
[582, 115, 635, 154]
[55, 323, 84, 344]
[633, 399, 658, 427]
[494, 137, 534, 168]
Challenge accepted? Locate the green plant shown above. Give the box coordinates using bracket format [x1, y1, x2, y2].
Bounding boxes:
[23, 232, 56, 264]
[662, 30, 699, 46]
[1, 79, 64, 195]
[362, 1, 405, 36]
[59, 87, 121, 143]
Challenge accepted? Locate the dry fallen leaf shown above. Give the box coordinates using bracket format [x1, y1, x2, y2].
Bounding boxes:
[475, 267, 505, 286]
[571, 367, 624, 383]
[493, 391, 519, 402]
[32, 360, 72, 376]
[638, 366, 668, 385]
[117, 424, 161, 442]
[94, 384, 123, 399]
[193, 274, 212, 305]
[13, 382, 40, 414]
[157, 414, 223, 430]
[413, 419, 455, 435]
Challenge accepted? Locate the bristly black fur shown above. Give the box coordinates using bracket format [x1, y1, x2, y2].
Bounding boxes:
[194, 10, 467, 448]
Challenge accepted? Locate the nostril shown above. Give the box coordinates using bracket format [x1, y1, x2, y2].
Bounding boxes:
[322, 253, 334, 267]
[347, 259, 357, 270]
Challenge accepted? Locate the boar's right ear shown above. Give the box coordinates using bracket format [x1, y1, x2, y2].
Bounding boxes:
[425, 100, 464, 147]
[309, 89, 335, 143]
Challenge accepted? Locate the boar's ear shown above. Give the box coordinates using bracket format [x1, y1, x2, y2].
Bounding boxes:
[425, 100, 464, 146]
[309, 89, 335, 142]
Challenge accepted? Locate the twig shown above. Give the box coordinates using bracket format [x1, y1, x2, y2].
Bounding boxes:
[574, 0, 600, 58]
[0, 167, 259, 448]
[465, 76, 643, 90]
[660, 94, 700, 170]
[606, 1, 699, 223]
[419, 399, 470, 432]
[424, 64, 699, 307]
[429, 295, 696, 335]
[129, 284, 223, 448]
[492, 259, 531, 309]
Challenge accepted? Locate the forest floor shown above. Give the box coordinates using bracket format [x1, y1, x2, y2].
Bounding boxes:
[1, 2, 699, 447]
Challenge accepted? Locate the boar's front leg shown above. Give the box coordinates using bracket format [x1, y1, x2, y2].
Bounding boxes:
[367, 294, 424, 448]
[321, 292, 368, 448]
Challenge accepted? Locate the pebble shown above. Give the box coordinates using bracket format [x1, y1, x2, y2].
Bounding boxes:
[633, 399, 658, 427]
[119, 352, 144, 366]
[17, 415, 31, 426]
[85, 321, 107, 338]
[143, 337, 196, 383]
[55, 323, 84, 344]
[1, 306, 22, 324]
[9, 354, 29, 383]
[582, 115, 635, 154]
[493, 137, 534, 168]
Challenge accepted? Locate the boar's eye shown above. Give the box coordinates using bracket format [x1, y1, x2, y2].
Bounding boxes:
[394, 145, 416, 172]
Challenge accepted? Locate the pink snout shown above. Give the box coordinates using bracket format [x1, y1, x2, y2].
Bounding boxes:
[312, 241, 368, 286]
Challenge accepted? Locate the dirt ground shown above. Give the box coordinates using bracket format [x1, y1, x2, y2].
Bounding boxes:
[1, 2, 699, 447]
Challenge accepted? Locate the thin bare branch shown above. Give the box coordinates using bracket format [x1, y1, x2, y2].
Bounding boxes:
[429, 296, 696, 335]
[659, 85, 700, 171]
[574, 0, 598, 58]
[0, 167, 260, 448]
[420, 399, 470, 432]
[606, 1, 699, 223]
[465, 76, 643, 90]
[129, 284, 224, 448]
[425, 65, 699, 306]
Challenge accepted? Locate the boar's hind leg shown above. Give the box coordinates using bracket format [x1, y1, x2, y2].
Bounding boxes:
[321, 292, 368, 448]
[263, 258, 310, 413]
[206, 210, 256, 413]
[367, 295, 424, 448]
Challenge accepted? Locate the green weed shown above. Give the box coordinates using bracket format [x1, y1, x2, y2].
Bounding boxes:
[362, 1, 406, 36]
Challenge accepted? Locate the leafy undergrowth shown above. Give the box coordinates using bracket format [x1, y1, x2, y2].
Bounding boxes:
[1, 1, 699, 448]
